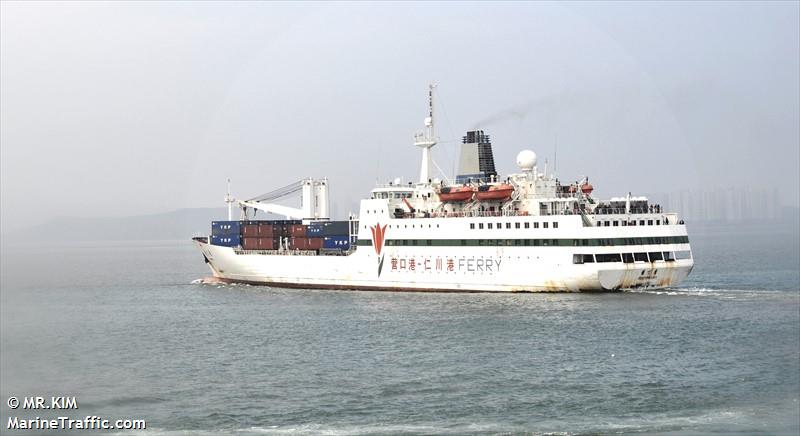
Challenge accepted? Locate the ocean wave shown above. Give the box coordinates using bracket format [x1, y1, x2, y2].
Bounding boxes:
[191, 277, 252, 288]
[626, 286, 796, 300]
[114, 424, 571, 436]
[105, 401, 800, 435]
[105, 407, 787, 436]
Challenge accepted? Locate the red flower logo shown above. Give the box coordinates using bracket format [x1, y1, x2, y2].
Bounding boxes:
[370, 223, 388, 255]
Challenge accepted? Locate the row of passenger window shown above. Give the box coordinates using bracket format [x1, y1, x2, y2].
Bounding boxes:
[366, 235, 690, 247]
[597, 219, 661, 227]
[469, 221, 559, 230]
[573, 250, 692, 264]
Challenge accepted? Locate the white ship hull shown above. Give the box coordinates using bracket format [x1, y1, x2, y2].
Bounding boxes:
[196, 214, 694, 292]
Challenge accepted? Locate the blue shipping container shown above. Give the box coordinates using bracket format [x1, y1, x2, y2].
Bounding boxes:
[212, 221, 241, 236]
[321, 221, 349, 236]
[323, 235, 350, 249]
[211, 234, 241, 247]
[306, 223, 323, 236]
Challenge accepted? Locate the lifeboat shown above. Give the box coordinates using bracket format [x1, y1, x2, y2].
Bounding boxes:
[437, 185, 474, 202]
[581, 183, 594, 194]
[475, 183, 514, 201]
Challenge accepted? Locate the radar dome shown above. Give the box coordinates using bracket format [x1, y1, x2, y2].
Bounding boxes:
[516, 150, 537, 171]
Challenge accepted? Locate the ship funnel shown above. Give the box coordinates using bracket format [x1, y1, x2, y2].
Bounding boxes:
[455, 130, 497, 183]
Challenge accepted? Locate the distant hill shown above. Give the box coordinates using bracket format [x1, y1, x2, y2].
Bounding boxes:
[3, 205, 796, 243]
[3, 208, 230, 242]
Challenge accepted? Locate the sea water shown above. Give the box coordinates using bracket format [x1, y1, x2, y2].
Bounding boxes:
[1, 224, 798, 435]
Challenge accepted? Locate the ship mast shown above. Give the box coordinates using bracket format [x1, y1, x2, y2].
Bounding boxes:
[224, 178, 235, 220]
[414, 84, 437, 183]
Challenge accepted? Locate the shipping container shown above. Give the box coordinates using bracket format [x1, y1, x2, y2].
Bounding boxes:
[242, 224, 259, 237]
[323, 235, 350, 249]
[307, 238, 323, 250]
[211, 221, 240, 237]
[211, 234, 241, 247]
[290, 225, 307, 237]
[241, 237, 259, 250]
[321, 221, 350, 236]
[291, 237, 309, 250]
[306, 223, 323, 237]
[257, 224, 273, 237]
[258, 238, 276, 250]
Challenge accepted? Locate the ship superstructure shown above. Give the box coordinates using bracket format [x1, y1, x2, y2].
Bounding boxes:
[193, 86, 693, 291]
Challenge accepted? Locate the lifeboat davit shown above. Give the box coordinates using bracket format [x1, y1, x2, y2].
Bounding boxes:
[437, 185, 474, 202]
[475, 183, 514, 201]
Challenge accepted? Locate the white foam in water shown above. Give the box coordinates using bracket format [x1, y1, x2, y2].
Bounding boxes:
[627, 286, 791, 301]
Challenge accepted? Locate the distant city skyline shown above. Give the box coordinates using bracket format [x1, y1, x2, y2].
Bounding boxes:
[648, 187, 785, 223]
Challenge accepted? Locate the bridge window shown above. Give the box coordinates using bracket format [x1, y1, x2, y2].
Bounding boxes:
[663, 251, 675, 261]
[634, 252, 648, 262]
[648, 252, 663, 261]
[622, 253, 634, 263]
[675, 250, 692, 260]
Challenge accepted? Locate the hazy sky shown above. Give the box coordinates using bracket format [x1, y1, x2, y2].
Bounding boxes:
[2, 1, 798, 230]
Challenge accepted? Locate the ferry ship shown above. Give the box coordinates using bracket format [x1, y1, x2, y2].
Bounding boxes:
[193, 86, 693, 292]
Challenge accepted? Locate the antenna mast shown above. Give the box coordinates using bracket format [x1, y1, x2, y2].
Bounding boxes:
[554, 133, 558, 173]
[414, 83, 438, 183]
[224, 178, 235, 220]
